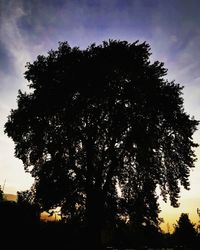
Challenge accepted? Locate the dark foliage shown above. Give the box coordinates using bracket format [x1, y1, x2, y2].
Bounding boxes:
[173, 213, 198, 249]
[0, 197, 200, 250]
[4, 40, 198, 248]
[17, 190, 40, 222]
[0, 186, 3, 202]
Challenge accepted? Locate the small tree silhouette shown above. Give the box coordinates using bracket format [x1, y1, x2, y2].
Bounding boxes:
[173, 213, 197, 248]
[0, 186, 3, 202]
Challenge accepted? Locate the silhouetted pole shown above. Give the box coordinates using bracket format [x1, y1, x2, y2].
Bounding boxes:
[2, 179, 6, 192]
[197, 208, 200, 233]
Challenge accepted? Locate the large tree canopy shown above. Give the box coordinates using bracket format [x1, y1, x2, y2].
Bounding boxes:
[5, 40, 198, 247]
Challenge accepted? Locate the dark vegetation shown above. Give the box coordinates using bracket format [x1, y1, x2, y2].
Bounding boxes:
[2, 40, 199, 249]
[1, 188, 200, 250]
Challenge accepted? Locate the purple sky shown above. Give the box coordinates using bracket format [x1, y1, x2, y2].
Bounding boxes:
[0, 0, 200, 228]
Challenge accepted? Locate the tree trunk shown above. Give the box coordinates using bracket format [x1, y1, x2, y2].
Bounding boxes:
[85, 190, 105, 250]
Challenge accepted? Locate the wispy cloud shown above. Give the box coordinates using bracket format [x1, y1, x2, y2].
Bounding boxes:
[0, 0, 34, 193]
[0, 0, 31, 77]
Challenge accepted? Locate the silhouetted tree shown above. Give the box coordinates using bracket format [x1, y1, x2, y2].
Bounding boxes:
[17, 190, 40, 223]
[173, 213, 197, 248]
[5, 40, 198, 249]
[0, 186, 3, 202]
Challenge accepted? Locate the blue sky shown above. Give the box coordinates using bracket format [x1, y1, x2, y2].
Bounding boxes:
[0, 0, 200, 229]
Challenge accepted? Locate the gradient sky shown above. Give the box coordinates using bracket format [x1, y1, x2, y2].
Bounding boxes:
[0, 0, 200, 231]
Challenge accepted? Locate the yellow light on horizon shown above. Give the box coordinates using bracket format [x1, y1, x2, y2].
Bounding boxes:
[160, 197, 200, 233]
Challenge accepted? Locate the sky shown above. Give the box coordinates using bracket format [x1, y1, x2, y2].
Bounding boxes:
[0, 0, 200, 231]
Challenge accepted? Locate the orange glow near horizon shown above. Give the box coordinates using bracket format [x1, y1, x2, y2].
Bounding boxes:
[40, 210, 61, 222]
[160, 197, 200, 233]
[4, 192, 200, 232]
[38, 199, 200, 232]
[4, 152, 200, 233]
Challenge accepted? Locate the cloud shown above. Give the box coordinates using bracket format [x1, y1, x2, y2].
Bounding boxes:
[7, 0, 159, 50]
[0, 0, 32, 77]
[0, 0, 35, 193]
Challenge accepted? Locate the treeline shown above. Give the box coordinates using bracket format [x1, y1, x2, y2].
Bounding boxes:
[0, 188, 199, 249]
